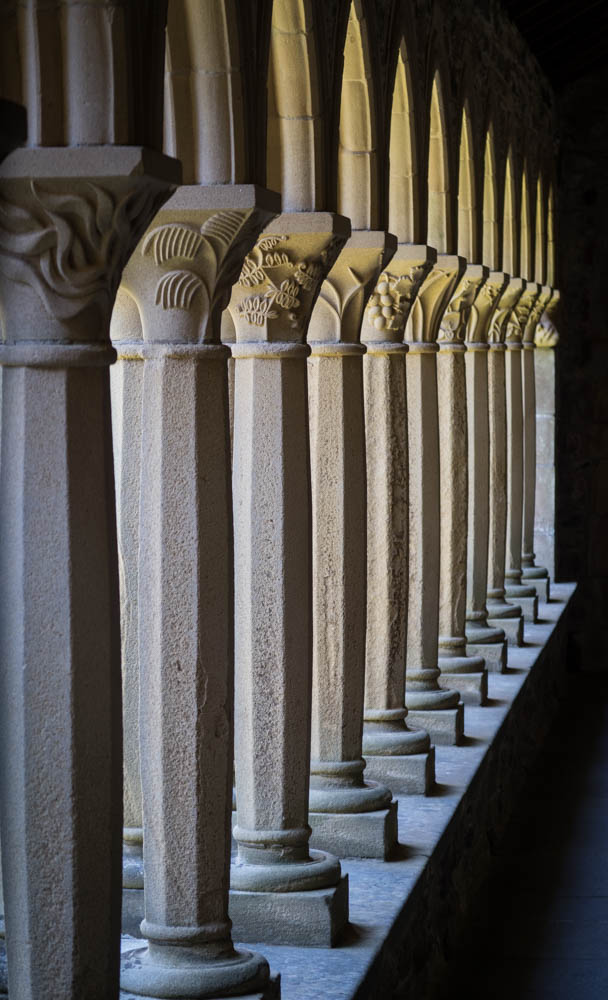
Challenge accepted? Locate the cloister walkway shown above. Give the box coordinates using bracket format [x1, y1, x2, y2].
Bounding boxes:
[434, 664, 608, 999]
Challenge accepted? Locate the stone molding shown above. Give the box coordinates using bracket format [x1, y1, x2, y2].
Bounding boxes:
[488, 277, 527, 345]
[360, 244, 436, 346]
[465, 271, 510, 346]
[438, 264, 489, 346]
[535, 288, 560, 348]
[405, 254, 467, 345]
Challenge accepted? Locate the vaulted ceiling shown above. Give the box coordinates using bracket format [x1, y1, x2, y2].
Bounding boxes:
[502, 0, 608, 91]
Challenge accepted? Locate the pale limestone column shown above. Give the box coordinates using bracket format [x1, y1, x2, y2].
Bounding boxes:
[404, 254, 466, 746]
[534, 292, 560, 579]
[464, 273, 509, 673]
[521, 286, 554, 602]
[109, 290, 146, 936]
[228, 213, 351, 948]
[360, 248, 436, 796]
[305, 232, 397, 860]
[486, 279, 526, 645]
[436, 266, 488, 705]
[503, 285, 541, 623]
[220, 308, 236, 457]
[118, 185, 279, 1000]
[0, 145, 179, 1000]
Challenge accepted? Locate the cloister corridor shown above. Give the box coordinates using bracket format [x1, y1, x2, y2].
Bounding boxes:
[1, 1, 608, 999]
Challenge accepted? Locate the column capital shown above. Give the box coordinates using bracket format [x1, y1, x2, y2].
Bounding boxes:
[120, 184, 280, 346]
[0, 146, 180, 344]
[507, 282, 541, 346]
[488, 276, 526, 345]
[360, 243, 436, 346]
[465, 270, 510, 346]
[523, 284, 552, 345]
[229, 212, 351, 345]
[438, 263, 489, 347]
[404, 253, 467, 345]
[535, 287, 560, 348]
[308, 229, 397, 345]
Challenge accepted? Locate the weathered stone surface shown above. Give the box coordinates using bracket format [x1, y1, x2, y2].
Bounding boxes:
[362, 749, 436, 796]
[229, 877, 350, 949]
[407, 705, 465, 746]
[309, 802, 398, 861]
[466, 640, 507, 673]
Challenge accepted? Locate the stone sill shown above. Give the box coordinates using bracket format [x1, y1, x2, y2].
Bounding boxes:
[120, 584, 575, 999]
[233, 583, 575, 999]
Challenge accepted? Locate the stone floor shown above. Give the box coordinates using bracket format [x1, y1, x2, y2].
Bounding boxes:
[433, 631, 608, 999]
[119, 583, 577, 1000]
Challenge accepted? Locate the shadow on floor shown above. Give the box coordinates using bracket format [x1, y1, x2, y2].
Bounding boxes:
[432, 670, 608, 1000]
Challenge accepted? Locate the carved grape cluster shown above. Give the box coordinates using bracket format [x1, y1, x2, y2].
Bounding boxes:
[366, 267, 425, 333]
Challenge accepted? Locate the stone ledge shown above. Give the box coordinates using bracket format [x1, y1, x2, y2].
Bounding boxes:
[212, 584, 575, 1000]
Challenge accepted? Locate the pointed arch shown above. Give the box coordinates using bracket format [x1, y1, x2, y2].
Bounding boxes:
[165, 0, 245, 185]
[482, 128, 499, 270]
[266, 0, 324, 211]
[388, 39, 418, 242]
[547, 184, 556, 286]
[337, 1, 378, 229]
[534, 175, 546, 284]
[520, 164, 533, 280]
[457, 106, 476, 261]
[502, 149, 517, 275]
[427, 72, 451, 253]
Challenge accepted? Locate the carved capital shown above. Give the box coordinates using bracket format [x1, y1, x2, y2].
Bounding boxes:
[465, 271, 510, 345]
[360, 244, 436, 345]
[523, 285, 552, 344]
[0, 147, 180, 343]
[535, 289, 560, 348]
[308, 231, 397, 345]
[119, 185, 279, 345]
[488, 277, 526, 345]
[508, 283, 541, 344]
[404, 254, 467, 344]
[228, 212, 350, 344]
[438, 265, 488, 345]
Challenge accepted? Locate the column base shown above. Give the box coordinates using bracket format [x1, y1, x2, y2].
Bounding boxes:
[488, 615, 524, 646]
[309, 801, 397, 860]
[522, 568, 550, 603]
[506, 592, 538, 622]
[363, 746, 435, 795]
[121, 980, 280, 1000]
[466, 640, 507, 673]
[438, 669, 488, 705]
[120, 943, 273, 1000]
[122, 887, 144, 937]
[229, 875, 349, 948]
[406, 704, 465, 746]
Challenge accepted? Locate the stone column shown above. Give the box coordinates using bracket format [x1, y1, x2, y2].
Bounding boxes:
[486, 279, 526, 645]
[117, 185, 280, 1000]
[404, 254, 466, 745]
[534, 292, 560, 579]
[109, 291, 146, 937]
[435, 266, 488, 705]
[503, 284, 542, 623]
[305, 232, 397, 861]
[360, 247, 436, 795]
[464, 273, 509, 673]
[0, 145, 179, 1000]
[521, 286, 554, 602]
[228, 213, 351, 948]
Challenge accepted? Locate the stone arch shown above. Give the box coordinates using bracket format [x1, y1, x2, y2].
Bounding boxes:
[502, 148, 518, 276]
[547, 182, 556, 286]
[266, 0, 324, 211]
[457, 104, 476, 262]
[337, 0, 378, 229]
[427, 70, 452, 253]
[520, 162, 533, 280]
[534, 173, 547, 284]
[1, 0, 167, 148]
[388, 36, 419, 242]
[164, 0, 246, 185]
[482, 126, 500, 270]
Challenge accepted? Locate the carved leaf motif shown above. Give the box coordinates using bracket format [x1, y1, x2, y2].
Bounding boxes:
[142, 224, 203, 264]
[238, 256, 266, 287]
[274, 280, 300, 310]
[258, 235, 287, 251]
[155, 270, 203, 310]
[200, 210, 245, 246]
[263, 251, 290, 266]
[0, 178, 167, 321]
[236, 294, 278, 326]
[535, 315, 559, 347]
